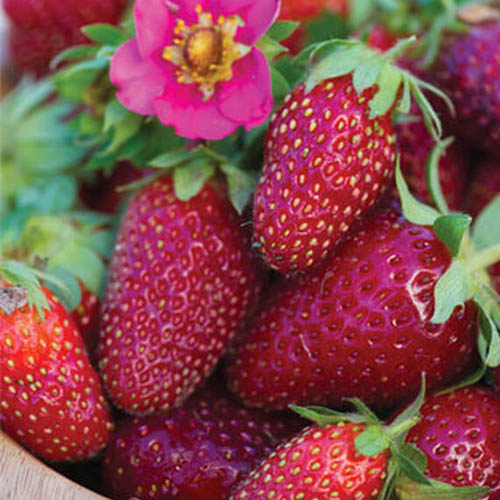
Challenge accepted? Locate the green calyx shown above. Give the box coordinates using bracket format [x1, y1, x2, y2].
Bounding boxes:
[298, 36, 453, 140]
[0, 210, 114, 316]
[396, 141, 500, 376]
[290, 376, 490, 500]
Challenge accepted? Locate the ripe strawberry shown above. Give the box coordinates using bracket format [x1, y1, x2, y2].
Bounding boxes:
[102, 378, 305, 500]
[97, 175, 264, 416]
[395, 109, 468, 211]
[227, 199, 479, 412]
[254, 75, 396, 273]
[0, 284, 113, 462]
[2, 0, 127, 76]
[403, 386, 500, 499]
[432, 17, 500, 158]
[280, 0, 347, 20]
[70, 283, 100, 357]
[231, 422, 388, 500]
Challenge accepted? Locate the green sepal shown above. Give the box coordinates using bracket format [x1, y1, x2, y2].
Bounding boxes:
[0, 260, 49, 317]
[256, 35, 288, 61]
[391, 444, 432, 485]
[81, 23, 129, 46]
[395, 479, 490, 500]
[433, 214, 471, 258]
[266, 20, 300, 42]
[396, 160, 440, 226]
[270, 66, 292, 103]
[173, 162, 216, 201]
[345, 398, 380, 425]
[41, 266, 82, 312]
[50, 45, 99, 69]
[149, 149, 193, 169]
[431, 260, 472, 324]
[376, 459, 399, 500]
[399, 443, 428, 473]
[219, 163, 258, 215]
[289, 404, 367, 426]
[477, 305, 500, 368]
[472, 194, 500, 250]
[425, 137, 454, 214]
[368, 64, 402, 117]
[436, 364, 487, 395]
[355, 426, 389, 456]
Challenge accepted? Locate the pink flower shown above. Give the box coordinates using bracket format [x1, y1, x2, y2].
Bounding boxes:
[110, 0, 280, 140]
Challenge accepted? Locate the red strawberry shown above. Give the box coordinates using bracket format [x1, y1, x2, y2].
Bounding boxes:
[97, 175, 264, 416]
[2, 0, 127, 76]
[231, 421, 388, 500]
[227, 198, 479, 412]
[254, 75, 396, 273]
[403, 386, 500, 499]
[102, 378, 305, 500]
[395, 108, 468, 211]
[0, 284, 113, 462]
[70, 283, 100, 357]
[433, 17, 500, 158]
[280, 0, 347, 20]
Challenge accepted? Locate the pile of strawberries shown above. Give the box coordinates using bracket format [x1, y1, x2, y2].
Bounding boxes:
[1, 0, 500, 499]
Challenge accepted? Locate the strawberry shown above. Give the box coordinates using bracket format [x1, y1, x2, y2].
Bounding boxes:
[232, 421, 389, 500]
[97, 175, 264, 416]
[279, 0, 347, 21]
[402, 386, 500, 499]
[253, 36, 449, 273]
[227, 198, 479, 412]
[0, 284, 113, 462]
[431, 11, 500, 158]
[2, 0, 127, 76]
[231, 390, 489, 500]
[253, 75, 396, 273]
[101, 378, 305, 500]
[395, 109, 468, 211]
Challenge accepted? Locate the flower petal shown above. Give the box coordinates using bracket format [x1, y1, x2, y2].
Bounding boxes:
[110, 39, 167, 115]
[134, 0, 175, 58]
[153, 82, 239, 140]
[174, 0, 210, 24]
[221, 0, 281, 45]
[217, 48, 273, 130]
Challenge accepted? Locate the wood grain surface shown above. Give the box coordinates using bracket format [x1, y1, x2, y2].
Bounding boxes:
[0, 431, 110, 500]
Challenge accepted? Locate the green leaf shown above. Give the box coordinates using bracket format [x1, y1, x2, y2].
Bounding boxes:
[369, 64, 402, 118]
[99, 111, 143, 156]
[352, 57, 385, 94]
[0, 208, 36, 249]
[267, 20, 300, 41]
[81, 23, 128, 46]
[399, 443, 428, 473]
[425, 137, 454, 214]
[396, 161, 440, 226]
[85, 231, 116, 260]
[349, 0, 377, 30]
[395, 479, 490, 500]
[433, 214, 471, 258]
[355, 426, 389, 456]
[478, 306, 500, 368]
[392, 445, 432, 485]
[219, 164, 258, 215]
[149, 149, 193, 169]
[0, 260, 49, 316]
[289, 405, 366, 425]
[270, 66, 292, 102]
[58, 57, 109, 79]
[390, 373, 426, 435]
[256, 35, 288, 61]
[42, 267, 82, 312]
[173, 162, 215, 201]
[431, 259, 472, 324]
[50, 45, 99, 69]
[472, 194, 500, 250]
[103, 98, 130, 132]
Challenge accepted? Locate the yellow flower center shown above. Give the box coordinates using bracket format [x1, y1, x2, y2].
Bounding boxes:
[162, 4, 249, 100]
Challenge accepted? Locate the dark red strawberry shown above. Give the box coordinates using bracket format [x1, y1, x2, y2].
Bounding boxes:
[0, 284, 113, 462]
[102, 380, 305, 500]
[231, 422, 388, 500]
[227, 198, 479, 412]
[70, 283, 100, 357]
[254, 75, 396, 273]
[395, 108, 468, 211]
[403, 386, 500, 499]
[2, 0, 127, 76]
[97, 175, 264, 416]
[80, 162, 152, 215]
[432, 16, 500, 158]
